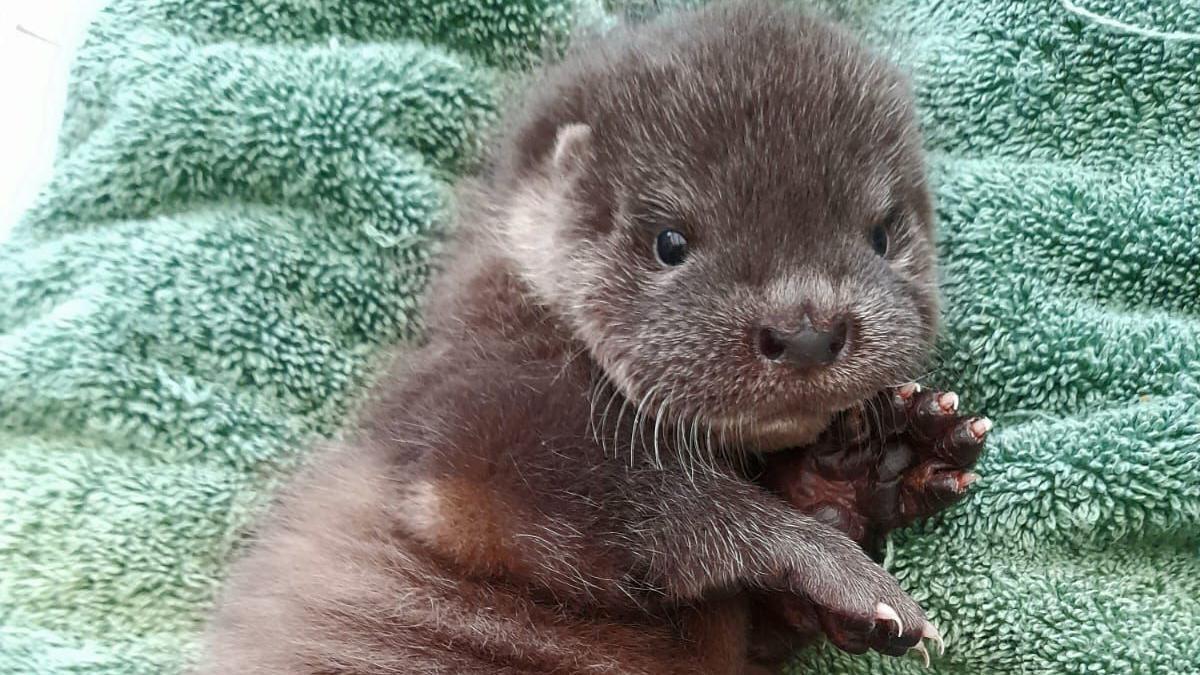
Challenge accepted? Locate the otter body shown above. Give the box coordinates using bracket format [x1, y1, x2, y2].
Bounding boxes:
[199, 3, 955, 673]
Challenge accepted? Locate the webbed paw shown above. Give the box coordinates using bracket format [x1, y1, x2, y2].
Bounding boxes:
[765, 384, 988, 551]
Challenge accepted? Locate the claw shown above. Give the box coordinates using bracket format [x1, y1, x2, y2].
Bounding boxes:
[874, 602, 903, 636]
[960, 472, 980, 489]
[913, 391, 961, 439]
[939, 418, 988, 465]
[969, 417, 993, 440]
[911, 641, 931, 667]
[937, 392, 959, 413]
[922, 622, 944, 656]
[897, 382, 921, 399]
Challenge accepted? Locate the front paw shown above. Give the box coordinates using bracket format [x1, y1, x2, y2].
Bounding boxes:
[776, 540, 940, 659]
[764, 384, 990, 548]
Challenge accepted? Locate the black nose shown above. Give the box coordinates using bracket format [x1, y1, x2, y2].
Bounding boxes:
[756, 315, 849, 368]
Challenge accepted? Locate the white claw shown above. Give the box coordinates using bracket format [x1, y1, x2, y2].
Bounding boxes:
[874, 602, 904, 636]
[911, 642, 931, 668]
[898, 382, 921, 399]
[923, 622, 945, 656]
[938, 392, 960, 412]
[971, 417, 994, 437]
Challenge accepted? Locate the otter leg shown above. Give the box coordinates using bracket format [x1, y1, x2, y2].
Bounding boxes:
[756, 385, 990, 657]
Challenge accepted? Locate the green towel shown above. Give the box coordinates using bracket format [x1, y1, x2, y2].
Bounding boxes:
[1, 1, 1196, 673]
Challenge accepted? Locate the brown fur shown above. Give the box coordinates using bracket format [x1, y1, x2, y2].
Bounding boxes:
[197, 2, 939, 673]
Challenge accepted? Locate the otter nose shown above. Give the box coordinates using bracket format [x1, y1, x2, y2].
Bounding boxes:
[756, 315, 849, 368]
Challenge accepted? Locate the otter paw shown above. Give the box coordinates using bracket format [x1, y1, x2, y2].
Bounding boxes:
[884, 385, 988, 532]
[763, 594, 942, 662]
[753, 385, 980, 662]
[763, 384, 990, 547]
[773, 550, 938, 659]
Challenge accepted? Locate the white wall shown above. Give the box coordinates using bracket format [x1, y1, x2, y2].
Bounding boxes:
[0, 0, 106, 240]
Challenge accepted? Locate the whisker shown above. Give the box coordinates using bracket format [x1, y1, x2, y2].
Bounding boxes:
[630, 384, 660, 468]
[586, 374, 606, 445]
[697, 409, 714, 476]
[700, 420, 710, 468]
[672, 401, 691, 483]
[864, 396, 882, 453]
[613, 395, 634, 467]
[596, 378, 625, 459]
[653, 394, 669, 471]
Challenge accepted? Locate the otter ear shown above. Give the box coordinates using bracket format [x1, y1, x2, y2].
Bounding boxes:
[550, 123, 592, 177]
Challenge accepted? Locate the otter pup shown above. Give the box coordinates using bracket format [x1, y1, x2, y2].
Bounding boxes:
[197, 2, 988, 673]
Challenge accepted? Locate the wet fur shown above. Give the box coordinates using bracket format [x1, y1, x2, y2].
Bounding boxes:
[197, 2, 938, 673]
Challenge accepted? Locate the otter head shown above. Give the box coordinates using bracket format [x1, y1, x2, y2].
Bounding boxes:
[498, 3, 938, 451]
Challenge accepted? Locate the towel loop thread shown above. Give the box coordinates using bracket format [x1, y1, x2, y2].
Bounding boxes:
[1060, 0, 1200, 43]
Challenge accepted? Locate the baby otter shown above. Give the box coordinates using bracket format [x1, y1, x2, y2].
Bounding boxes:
[197, 2, 988, 673]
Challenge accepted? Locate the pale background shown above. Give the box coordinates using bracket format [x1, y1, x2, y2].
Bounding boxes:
[0, 0, 106, 241]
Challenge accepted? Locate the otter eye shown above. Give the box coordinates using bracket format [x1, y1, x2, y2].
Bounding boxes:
[870, 221, 890, 257]
[655, 229, 688, 266]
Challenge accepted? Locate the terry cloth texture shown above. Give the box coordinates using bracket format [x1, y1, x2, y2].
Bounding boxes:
[0, 1, 1197, 673]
